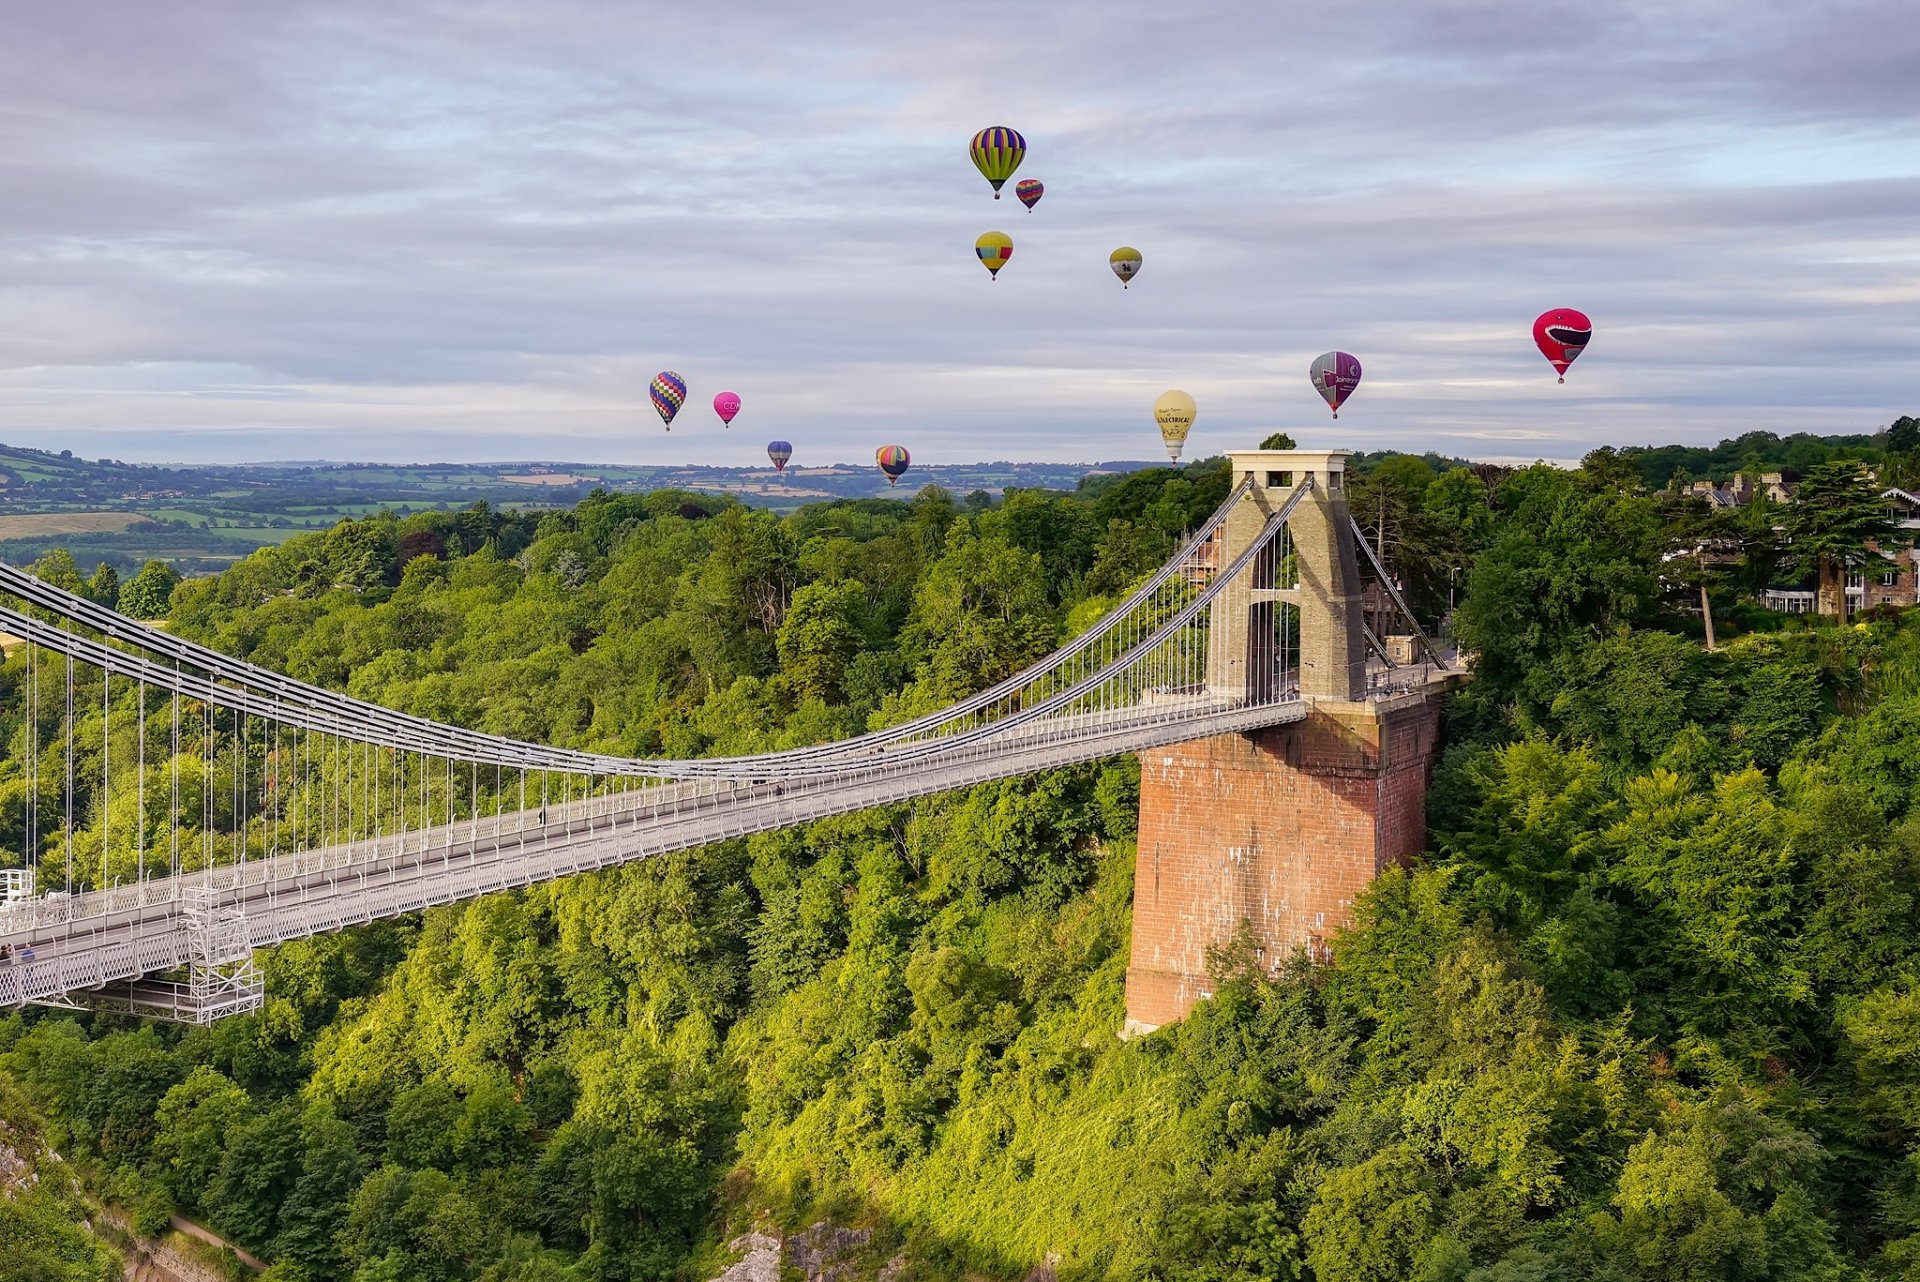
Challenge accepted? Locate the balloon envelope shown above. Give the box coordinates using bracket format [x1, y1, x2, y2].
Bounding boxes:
[1014, 178, 1044, 210]
[713, 391, 741, 426]
[976, 230, 1013, 279]
[650, 371, 687, 430]
[767, 440, 793, 474]
[1153, 390, 1197, 462]
[1110, 247, 1142, 288]
[876, 444, 911, 485]
[1310, 352, 1362, 418]
[1533, 308, 1592, 382]
[969, 126, 1026, 198]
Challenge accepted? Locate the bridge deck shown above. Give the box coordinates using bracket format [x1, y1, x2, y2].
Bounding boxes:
[0, 693, 1338, 1009]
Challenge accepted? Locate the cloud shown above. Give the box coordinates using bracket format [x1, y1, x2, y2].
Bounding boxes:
[0, 0, 1917, 465]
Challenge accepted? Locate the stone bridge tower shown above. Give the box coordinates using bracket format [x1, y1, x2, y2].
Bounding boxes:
[1123, 448, 1459, 1035]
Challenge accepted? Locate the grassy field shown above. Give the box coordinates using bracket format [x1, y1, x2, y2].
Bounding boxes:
[0, 511, 156, 538]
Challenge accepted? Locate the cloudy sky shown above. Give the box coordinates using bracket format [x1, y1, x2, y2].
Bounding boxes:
[1, 1, 1916, 466]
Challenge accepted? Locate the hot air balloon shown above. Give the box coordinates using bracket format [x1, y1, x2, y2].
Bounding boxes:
[1153, 390, 1197, 463]
[767, 440, 793, 474]
[1110, 247, 1142, 288]
[1014, 179, 1044, 211]
[976, 231, 1013, 280]
[1310, 352, 1362, 419]
[876, 444, 911, 486]
[969, 126, 1026, 199]
[1533, 308, 1592, 383]
[713, 391, 741, 427]
[650, 371, 687, 431]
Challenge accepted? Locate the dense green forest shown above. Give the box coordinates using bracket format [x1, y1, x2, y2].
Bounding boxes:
[6, 447, 1920, 1281]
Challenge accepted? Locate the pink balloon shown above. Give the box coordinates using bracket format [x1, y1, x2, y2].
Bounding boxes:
[713, 391, 741, 426]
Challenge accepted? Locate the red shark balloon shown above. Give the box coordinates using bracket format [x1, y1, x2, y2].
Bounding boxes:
[1533, 308, 1592, 383]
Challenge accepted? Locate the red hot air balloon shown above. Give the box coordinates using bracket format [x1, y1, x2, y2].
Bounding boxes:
[1014, 179, 1043, 211]
[713, 391, 741, 426]
[1533, 309, 1592, 383]
[1310, 351, 1363, 419]
[875, 444, 910, 486]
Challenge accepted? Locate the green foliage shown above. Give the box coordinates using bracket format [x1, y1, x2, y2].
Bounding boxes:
[10, 466, 1920, 1281]
[1452, 463, 1666, 722]
[1781, 460, 1897, 616]
[0, 1081, 119, 1282]
[117, 559, 181, 619]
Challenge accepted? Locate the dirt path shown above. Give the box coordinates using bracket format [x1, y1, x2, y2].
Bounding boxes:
[167, 1215, 266, 1272]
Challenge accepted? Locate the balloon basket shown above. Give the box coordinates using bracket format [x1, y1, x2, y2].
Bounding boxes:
[1558, 376, 1565, 384]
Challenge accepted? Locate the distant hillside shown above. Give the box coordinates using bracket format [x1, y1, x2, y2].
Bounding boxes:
[1, 423, 1906, 577]
[0, 441, 1165, 575]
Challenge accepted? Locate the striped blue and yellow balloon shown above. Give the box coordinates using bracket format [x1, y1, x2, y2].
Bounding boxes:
[650, 371, 687, 430]
[969, 126, 1026, 198]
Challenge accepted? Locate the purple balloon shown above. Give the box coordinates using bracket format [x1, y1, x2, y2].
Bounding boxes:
[1310, 351, 1363, 418]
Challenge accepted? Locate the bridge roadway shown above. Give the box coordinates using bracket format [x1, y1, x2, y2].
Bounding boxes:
[0, 690, 1333, 1010]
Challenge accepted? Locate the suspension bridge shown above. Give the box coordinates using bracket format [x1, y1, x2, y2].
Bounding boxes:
[0, 449, 1454, 1026]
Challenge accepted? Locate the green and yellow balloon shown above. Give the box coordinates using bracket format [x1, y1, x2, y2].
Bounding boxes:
[969, 126, 1026, 199]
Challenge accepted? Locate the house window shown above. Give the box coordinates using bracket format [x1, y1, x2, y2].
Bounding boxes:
[1885, 571, 1901, 587]
[1266, 470, 1293, 488]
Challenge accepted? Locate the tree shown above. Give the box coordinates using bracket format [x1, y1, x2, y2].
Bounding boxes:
[117, 560, 180, 620]
[272, 1103, 365, 1274]
[776, 581, 867, 703]
[207, 1100, 303, 1246]
[322, 519, 397, 592]
[152, 1066, 251, 1200]
[30, 549, 84, 596]
[896, 524, 1053, 703]
[1888, 415, 1920, 455]
[1451, 466, 1664, 718]
[1259, 432, 1297, 450]
[84, 563, 118, 607]
[1655, 493, 1740, 649]
[396, 529, 447, 572]
[1780, 459, 1896, 618]
[386, 1080, 461, 1170]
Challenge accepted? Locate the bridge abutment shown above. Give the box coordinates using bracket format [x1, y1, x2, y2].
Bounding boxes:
[1123, 694, 1445, 1035]
[1123, 447, 1454, 1035]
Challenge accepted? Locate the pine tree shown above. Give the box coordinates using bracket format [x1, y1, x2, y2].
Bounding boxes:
[1781, 460, 1896, 618]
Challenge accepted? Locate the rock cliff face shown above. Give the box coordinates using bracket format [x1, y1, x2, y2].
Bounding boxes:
[709, 1223, 905, 1282]
[0, 1103, 123, 1280]
[706, 1221, 1066, 1282]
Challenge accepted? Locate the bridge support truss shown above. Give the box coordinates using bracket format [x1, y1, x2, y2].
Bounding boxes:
[54, 887, 264, 1024]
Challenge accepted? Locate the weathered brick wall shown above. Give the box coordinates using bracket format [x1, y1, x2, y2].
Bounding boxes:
[1124, 697, 1445, 1033]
